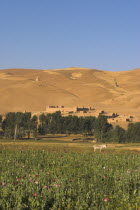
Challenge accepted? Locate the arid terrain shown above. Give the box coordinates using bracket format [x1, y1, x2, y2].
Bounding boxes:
[0, 67, 140, 117]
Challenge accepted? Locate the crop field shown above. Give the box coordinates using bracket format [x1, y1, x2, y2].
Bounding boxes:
[0, 140, 140, 210]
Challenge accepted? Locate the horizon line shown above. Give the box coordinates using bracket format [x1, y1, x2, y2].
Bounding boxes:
[0, 66, 139, 72]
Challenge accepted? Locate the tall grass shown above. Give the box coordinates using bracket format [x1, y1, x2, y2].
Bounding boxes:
[1, 150, 140, 209]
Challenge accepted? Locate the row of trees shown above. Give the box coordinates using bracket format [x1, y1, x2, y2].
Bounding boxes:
[0, 112, 38, 139]
[0, 112, 140, 143]
[38, 112, 140, 143]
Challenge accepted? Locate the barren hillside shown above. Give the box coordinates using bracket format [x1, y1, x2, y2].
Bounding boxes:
[0, 67, 140, 117]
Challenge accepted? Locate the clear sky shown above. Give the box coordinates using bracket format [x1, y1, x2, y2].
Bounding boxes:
[0, 0, 140, 71]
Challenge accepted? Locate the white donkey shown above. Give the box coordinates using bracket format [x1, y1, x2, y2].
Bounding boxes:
[93, 144, 107, 152]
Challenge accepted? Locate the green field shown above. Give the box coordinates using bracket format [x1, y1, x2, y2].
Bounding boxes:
[0, 139, 140, 210]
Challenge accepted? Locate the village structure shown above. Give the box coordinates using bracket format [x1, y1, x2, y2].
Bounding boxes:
[44, 105, 137, 123]
[30, 75, 140, 124]
[1, 105, 139, 125]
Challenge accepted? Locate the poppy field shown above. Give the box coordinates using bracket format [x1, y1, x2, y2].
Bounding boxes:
[1, 149, 140, 210]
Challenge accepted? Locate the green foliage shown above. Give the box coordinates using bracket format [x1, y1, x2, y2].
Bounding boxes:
[38, 113, 96, 136]
[4, 112, 16, 138]
[108, 123, 140, 143]
[1, 151, 140, 209]
[127, 122, 140, 142]
[31, 115, 38, 139]
[0, 111, 139, 143]
[1, 112, 38, 139]
[0, 115, 2, 123]
[94, 115, 113, 142]
[109, 125, 126, 143]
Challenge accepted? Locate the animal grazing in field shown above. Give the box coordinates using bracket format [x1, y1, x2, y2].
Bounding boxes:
[93, 144, 107, 152]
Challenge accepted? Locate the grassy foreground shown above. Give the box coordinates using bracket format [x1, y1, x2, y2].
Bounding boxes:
[0, 139, 140, 209]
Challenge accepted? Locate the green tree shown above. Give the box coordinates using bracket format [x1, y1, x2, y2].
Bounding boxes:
[126, 122, 140, 142]
[111, 125, 126, 143]
[78, 117, 85, 134]
[31, 115, 38, 139]
[14, 112, 25, 139]
[0, 115, 2, 123]
[22, 112, 32, 139]
[4, 112, 16, 138]
[38, 113, 47, 135]
[94, 115, 113, 142]
[83, 116, 96, 135]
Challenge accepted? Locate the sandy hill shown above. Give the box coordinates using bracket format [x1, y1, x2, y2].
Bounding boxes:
[0, 67, 140, 117]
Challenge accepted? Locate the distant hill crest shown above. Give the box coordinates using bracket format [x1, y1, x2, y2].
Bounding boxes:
[0, 67, 140, 117]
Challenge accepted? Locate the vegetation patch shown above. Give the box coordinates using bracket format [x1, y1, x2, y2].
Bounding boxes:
[1, 150, 140, 209]
[0, 112, 140, 143]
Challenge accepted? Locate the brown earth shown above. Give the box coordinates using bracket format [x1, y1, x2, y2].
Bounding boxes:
[0, 67, 140, 117]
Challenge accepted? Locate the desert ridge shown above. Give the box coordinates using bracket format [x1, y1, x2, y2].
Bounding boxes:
[0, 67, 140, 118]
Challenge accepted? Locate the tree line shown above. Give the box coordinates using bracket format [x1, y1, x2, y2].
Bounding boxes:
[0, 111, 140, 143]
[0, 112, 37, 140]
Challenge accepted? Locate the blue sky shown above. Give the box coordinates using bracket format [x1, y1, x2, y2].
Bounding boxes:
[0, 0, 140, 71]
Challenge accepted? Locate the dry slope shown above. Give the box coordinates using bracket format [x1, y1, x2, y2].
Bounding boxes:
[0, 67, 140, 116]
